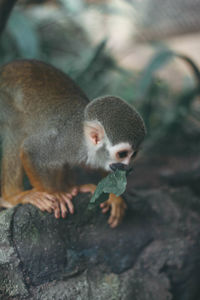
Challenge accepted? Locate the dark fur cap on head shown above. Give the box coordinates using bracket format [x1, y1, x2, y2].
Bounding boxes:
[84, 96, 146, 149]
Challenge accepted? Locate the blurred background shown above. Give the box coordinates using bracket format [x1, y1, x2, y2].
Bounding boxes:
[2, 0, 200, 189]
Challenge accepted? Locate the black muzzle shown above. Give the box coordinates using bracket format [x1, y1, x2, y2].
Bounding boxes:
[109, 163, 133, 174]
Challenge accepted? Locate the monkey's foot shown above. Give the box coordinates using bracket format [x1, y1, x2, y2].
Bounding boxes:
[100, 194, 127, 228]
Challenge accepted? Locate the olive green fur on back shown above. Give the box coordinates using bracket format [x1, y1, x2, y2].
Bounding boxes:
[0, 59, 90, 165]
[0, 59, 89, 122]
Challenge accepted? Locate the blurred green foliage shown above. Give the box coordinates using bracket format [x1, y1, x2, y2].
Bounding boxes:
[0, 1, 200, 153]
[135, 49, 200, 148]
[0, 9, 40, 62]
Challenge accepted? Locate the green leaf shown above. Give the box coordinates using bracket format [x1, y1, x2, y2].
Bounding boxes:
[137, 49, 175, 98]
[177, 54, 200, 87]
[90, 170, 127, 204]
[137, 49, 200, 100]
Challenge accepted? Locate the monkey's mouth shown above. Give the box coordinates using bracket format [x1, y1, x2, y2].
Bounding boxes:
[109, 163, 133, 174]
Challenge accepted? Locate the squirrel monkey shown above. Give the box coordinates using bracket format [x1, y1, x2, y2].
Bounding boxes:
[0, 60, 146, 228]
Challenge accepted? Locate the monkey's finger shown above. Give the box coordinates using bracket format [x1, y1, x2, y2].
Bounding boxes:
[59, 198, 68, 218]
[108, 204, 117, 225]
[31, 192, 46, 201]
[115, 206, 121, 218]
[53, 201, 61, 219]
[70, 187, 78, 196]
[41, 202, 52, 213]
[120, 205, 126, 217]
[34, 197, 52, 212]
[111, 204, 126, 228]
[109, 210, 121, 228]
[44, 193, 57, 202]
[22, 191, 55, 213]
[100, 201, 109, 208]
[34, 193, 54, 212]
[102, 207, 110, 214]
[62, 195, 74, 214]
[117, 204, 126, 222]
[54, 208, 60, 219]
[110, 217, 120, 228]
[100, 201, 110, 213]
[53, 193, 65, 218]
[42, 197, 56, 213]
[65, 193, 72, 199]
[29, 197, 46, 212]
[101, 203, 110, 214]
[43, 194, 56, 206]
[21, 194, 39, 206]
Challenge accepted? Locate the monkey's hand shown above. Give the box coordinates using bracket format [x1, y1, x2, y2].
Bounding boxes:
[100, 194, 127, 228]
[7, 189, 57, 213]
[19, 188, 78, 218]
[79, 185, 126, 228]
[50, 184, 96, 218]
[52, 187, 78, 218]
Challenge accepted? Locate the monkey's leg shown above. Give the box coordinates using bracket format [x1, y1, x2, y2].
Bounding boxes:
[1, 153, 56, 213]
[79, 184, 127, 228]
[1, 133, 24, 207]
[20, 148, 75, 218]
[0, 132, 57, 213]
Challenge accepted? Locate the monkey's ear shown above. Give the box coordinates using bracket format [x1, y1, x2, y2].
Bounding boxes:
[84, 121, 105, 145]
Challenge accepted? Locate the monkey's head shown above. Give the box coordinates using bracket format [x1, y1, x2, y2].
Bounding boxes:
[83, 96, 146, 172]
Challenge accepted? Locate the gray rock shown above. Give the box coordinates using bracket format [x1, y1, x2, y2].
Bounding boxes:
[0, 187, 200, 300]
[0, 208, 28, 298]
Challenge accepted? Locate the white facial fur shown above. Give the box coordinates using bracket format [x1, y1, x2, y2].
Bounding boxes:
[107, 142, 133, 168]
[84, 120, 134, 171]
[84, 132, 108, 169]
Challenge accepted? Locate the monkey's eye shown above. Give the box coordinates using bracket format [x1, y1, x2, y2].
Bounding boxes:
[117, 151, 128, 159]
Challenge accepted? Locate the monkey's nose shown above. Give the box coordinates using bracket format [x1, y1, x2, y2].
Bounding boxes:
[110, 163, 130, 172]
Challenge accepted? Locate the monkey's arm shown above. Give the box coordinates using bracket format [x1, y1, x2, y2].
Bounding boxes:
[79, 184, 127, 228]
[2, 133, 77, 218]
[22, 134, 79, 218]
